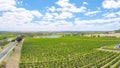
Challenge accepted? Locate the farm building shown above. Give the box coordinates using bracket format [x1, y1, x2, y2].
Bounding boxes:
[115, 44, 120, 49]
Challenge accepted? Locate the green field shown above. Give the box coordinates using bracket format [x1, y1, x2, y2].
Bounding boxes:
[0, 35, 14, 40]
[0, 36, 6, 40]
[19, 36, 120, 68]
[0, 36, 9, 46]
[0, 41, 9, 46]
[0, 35, 14, 46]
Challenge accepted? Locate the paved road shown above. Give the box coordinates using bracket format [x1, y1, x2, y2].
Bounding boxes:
[0, 41, 18, 62]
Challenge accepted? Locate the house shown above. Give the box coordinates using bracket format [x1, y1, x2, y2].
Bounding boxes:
[115, 44, 120, 49]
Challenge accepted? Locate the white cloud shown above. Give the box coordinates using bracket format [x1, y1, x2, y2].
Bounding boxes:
[103, 11, 120, 18]
[0, 9, 42, 27]
[43, 11, 73, 20]
[30, 11, 42, 17]
[103, 13, 116, 18]
[56, 0, 71, 7]
[43, 12, 54, 20]
[47, 6, 56, 12]
[69, 6, 86, 13]
[56, 0, 86, 13]
[28, 20, 74, 31]
[102, 0, 120, 9]
[74, 18, 120, 31]
[85, 11, 100, 16]
[0, 0, 73, 31]
[17, 1, 23, 5]
[45, 0, 86, 21]
[0, 0, 16, 11]
[0, 0, 43, 31]
[0, 0, 120, 31]
[55, 11, 73, 19]
[97, 7, 101, 10]
[56, 6, 86, 13]
[116, 11, 120, 16]
[54, 20, 73, 25]
[83, 2, 88, 5]
[75, 17, 120, 25]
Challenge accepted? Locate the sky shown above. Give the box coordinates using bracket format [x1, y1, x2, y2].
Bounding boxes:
[0, 0, 120, 31]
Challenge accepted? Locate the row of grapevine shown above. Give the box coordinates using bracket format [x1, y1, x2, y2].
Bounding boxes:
[19, 51, 119, 68]
[112, 60, 120, 68]
[103, 54, 120, 68]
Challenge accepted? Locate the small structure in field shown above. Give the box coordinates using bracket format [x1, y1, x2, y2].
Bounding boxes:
[115, 44, 120, 49]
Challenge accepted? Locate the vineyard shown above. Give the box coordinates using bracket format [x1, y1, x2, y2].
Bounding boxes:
[0, 35, 9, 46]
[19, 36, 120, 68]
[0, 35, 14, 46]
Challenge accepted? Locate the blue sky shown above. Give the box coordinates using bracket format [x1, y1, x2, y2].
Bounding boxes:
[0, 0, 120, 31]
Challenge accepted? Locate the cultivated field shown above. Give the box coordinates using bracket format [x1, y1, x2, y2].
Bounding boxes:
[19, 36, 120, 68]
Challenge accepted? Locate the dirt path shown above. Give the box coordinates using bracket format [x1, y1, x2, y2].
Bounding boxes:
[5, 40, 24, 68]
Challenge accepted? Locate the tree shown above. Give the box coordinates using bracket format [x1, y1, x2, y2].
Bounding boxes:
[16, 35, 23, 42]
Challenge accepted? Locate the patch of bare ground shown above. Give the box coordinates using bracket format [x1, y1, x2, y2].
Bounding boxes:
[5, 40, 24, 68]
